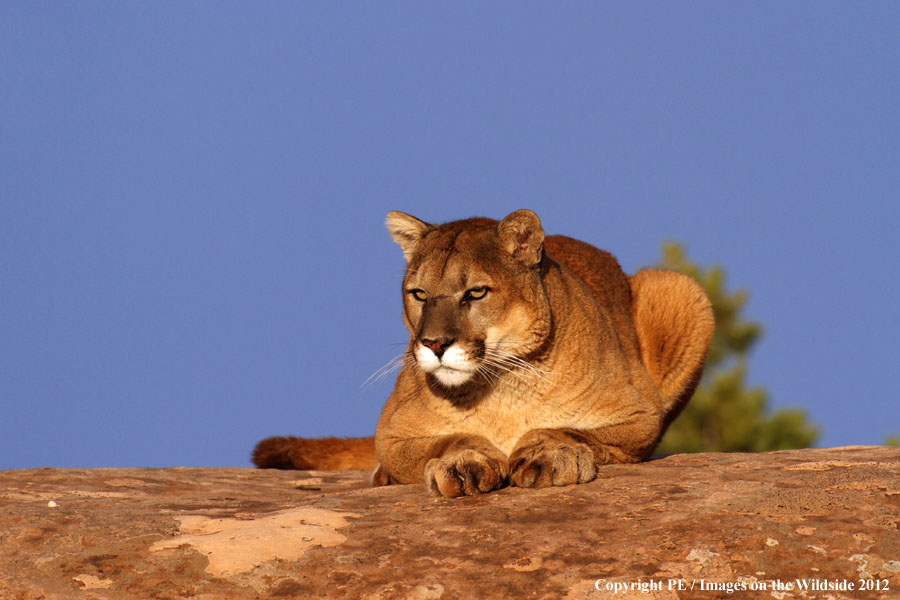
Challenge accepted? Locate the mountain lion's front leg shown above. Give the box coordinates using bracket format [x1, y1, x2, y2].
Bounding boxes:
[508, 416, 660, 488]
[377, 433, 509, 498]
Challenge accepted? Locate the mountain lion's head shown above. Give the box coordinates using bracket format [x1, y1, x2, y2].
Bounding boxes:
[386, 210, 552, 388]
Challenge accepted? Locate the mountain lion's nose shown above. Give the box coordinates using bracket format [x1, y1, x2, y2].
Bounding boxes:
[422, 337, 454, 358]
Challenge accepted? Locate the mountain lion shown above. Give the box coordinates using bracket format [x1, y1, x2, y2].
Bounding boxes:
[253, 210, 714, 497]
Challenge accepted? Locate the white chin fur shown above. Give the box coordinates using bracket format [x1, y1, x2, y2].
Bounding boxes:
[432, 367, 474, 387]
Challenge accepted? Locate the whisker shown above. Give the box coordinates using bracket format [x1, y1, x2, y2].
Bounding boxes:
[487, 348, 557, 376]
[361, 352, 415, 389]
[482, 351, 557, 384]
[482, 356, 549, 384]
[491, 353, 545, 372]
[475, 363, 500, 385]
[361, 363, 401, 389]
[480, 358, 515, 377]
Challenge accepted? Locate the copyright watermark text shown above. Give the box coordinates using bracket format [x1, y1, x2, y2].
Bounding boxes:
[593, 577, 891, 594]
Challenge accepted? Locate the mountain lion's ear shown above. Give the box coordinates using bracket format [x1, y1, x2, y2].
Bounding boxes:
[498, 209, 545, 266]
[386, 211, 432, 262]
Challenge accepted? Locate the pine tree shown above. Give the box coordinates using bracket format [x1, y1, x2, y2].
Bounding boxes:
[653, 242, 819, 453]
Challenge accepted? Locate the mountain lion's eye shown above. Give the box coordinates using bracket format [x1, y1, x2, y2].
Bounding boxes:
[410, 289, 428, 301]
[465, 287, 488, 300]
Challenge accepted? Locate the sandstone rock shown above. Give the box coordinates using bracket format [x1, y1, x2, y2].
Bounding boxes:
[1, 447, 898, 599]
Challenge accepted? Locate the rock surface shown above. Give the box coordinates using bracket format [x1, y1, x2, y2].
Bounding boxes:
[2, 447, 898, 599]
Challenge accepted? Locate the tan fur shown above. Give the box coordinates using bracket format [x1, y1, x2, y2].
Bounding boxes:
[252, 436, 377, 471]
[252, 210, 713, 497]
[629, 269, 714, 428]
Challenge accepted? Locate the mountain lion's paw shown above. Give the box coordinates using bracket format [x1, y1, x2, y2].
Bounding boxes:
[509, 439, 596, 488]
[425, 449, 508, 497]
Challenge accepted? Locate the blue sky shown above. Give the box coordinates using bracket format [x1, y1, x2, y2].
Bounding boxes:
[2, 3, 898, 469]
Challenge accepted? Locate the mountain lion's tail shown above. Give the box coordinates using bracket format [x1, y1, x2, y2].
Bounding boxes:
[252, 436, 377, 470]
[629, 269, 714, 428]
